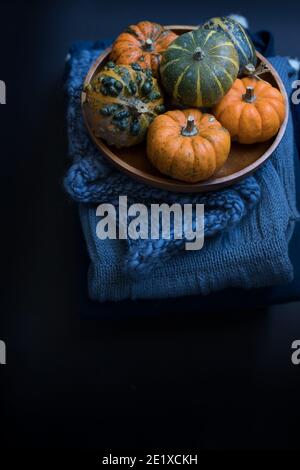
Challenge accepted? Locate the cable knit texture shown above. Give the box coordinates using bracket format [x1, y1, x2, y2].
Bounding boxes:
[64, 40, 299, 301]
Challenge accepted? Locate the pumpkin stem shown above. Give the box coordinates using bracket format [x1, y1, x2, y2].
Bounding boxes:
[182, 115, 198, 136]
[243, 86, 256, 103]
[193, 47, 205, 61]
[144, 38, 154, 51]
[243, 63, 256, 75]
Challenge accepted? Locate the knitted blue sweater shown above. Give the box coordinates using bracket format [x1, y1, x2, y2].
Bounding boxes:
[64, 42, 299, 301]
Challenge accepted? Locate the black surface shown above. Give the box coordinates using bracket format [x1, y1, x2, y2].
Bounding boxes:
[0, 0, 300, 450]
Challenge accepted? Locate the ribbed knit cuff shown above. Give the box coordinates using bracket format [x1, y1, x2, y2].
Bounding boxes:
[85, 232, 293, 302]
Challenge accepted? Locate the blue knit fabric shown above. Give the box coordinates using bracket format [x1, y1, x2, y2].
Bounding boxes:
[64, 42, 299, 301]
[64, 43, 261, 274]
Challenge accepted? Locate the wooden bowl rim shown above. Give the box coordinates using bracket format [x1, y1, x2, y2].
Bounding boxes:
[81, 25, 289, 193]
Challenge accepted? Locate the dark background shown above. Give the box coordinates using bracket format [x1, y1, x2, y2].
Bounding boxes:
[0, 0, 300, 450]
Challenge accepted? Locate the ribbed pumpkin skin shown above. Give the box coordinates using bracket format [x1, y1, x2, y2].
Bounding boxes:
[110, 21, 178, 77]
[147, 109, 231, 182]
[160, 29, 239, 107]
[84, 63, 165, 148]
[213, 77, 285, 144]
[202, 16, 257, 73]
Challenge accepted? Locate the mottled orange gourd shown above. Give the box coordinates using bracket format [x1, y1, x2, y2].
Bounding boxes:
[110, 21, 178, 76]
[147, 109, 231, 183]
[213, 77, 285, 144]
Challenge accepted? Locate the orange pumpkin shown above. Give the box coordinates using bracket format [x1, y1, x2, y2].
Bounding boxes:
[213, 77, 285, 144]
[110, 21, 177, 76]
[147, 109, 231, 183]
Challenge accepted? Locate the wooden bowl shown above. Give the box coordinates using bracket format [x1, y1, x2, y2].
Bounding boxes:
[82, 25, 288, 193]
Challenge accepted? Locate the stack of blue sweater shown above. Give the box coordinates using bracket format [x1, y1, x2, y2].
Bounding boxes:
[64, 34, 299, 302]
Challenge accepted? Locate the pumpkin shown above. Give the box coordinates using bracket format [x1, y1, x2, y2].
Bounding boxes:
[147, 109, 231, 182]
[110, 21, 178, 77]
[202, 16, 257, 74]
[84, 62, 165, 148]
[212, 77, 285, 144]
[160, 28, 239, 107]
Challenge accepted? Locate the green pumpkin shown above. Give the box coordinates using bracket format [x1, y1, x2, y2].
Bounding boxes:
[160, 29, 239, 107]
[84, 62, 165, 148]
[202, 16, 257, 74]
